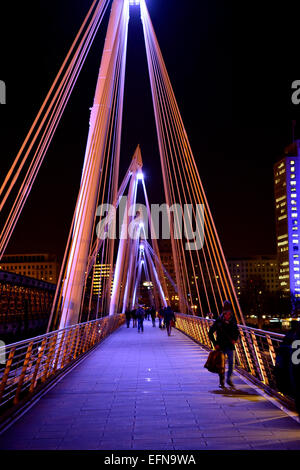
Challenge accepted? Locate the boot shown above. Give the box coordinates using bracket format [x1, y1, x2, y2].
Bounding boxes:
[219, 374, 225, 389]
[226, 378, 235, 388]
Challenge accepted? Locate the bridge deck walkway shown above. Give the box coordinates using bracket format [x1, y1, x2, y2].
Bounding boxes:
[0, 319, 299, 450]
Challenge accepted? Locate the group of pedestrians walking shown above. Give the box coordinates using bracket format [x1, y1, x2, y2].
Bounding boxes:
[125, 305, 176, 336]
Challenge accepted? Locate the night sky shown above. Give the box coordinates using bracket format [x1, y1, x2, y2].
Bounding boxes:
[1, 0, 299, 262]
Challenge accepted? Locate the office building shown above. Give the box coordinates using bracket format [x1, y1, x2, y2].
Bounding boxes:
[274, 140, 300, 296]
[92, 262, 111, 296]
[0, 253, 60, 284]
[227, 256, 279, 297]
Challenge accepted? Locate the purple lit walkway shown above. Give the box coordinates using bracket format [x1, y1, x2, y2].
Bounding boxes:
[0, 319, 299, 450]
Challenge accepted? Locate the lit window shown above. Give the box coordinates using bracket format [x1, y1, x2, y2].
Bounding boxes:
[278, 241, 288, 246]
[278, 234, 288, 240]
[292, 213, 298, 217]
[291, 167, 295, 172]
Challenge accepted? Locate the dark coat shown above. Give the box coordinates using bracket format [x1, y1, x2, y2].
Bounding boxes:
[136, 308, 145, 320]
[208, 313, 239, 351]
[163, 307, 175, 324]
[125, 310, 131, 320]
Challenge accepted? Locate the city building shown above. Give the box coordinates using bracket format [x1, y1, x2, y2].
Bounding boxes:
[274, 140, 300, 296]
[0, 253, 60, 284]
[227, 256, 279, 297]
[91, 262, 112, 296]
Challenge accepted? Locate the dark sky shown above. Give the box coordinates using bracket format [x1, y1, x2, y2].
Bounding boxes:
[1, 0, 300, 261]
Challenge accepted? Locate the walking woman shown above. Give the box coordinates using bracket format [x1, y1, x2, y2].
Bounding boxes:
[164, 306, 176, 336]
[208, 300, 239, 388]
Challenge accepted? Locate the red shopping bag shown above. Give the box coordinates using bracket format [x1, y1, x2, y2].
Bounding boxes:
[204, 350, 225, 374]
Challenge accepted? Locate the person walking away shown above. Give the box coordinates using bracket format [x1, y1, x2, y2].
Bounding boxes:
[125, 309, 131, 328]
[292, 325, 300, 418]
[276, 320, 300, 417]
[146, 308, 151, 321]
[131, 309, 137, 328]
[164, 306, 176, 336]
[136, 306, 145, 333]
[158, 307, 164, 328]
[208, 300, 239, 388]
[150, 306, 156, 327]
[275, 320, 299, 397]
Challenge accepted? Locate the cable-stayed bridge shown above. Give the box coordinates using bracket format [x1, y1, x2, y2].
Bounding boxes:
[0, 0, 299, 450]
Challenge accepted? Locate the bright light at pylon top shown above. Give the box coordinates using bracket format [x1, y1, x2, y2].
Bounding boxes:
[137, 171, 144, 180]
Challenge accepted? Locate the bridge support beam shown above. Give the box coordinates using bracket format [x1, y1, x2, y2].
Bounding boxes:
[109, 146, 143, 315]
[59, 0, 129, 328]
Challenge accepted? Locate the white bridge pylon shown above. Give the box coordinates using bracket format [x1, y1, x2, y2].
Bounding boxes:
[108, 145, 168, 315]
[0, 0, 246, 329]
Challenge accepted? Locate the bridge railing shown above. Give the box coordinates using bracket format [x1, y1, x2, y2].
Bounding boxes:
[175, 313, 294, 406]
[0, 314, 125, 416]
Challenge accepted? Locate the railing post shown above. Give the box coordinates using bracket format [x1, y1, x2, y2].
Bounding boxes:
[249, 330, 268, 383]
[195, 318, 206, 344]
[201, 319, 212, 348]
[83, 323, 92, 352]
[90, 322, 98, 346]
[60, 328, 74, 369]
[266, 334, 276, 367]
[191, 318, 198, 341]
[29, 338, 47, 393]
[52, 331, 66, 373]
[41, 333, 57, 382]
[14, 341, 33, 404]
[72, 325, 81, 359]
[238, 328, 256, 376]
[100, 317, 109, 340]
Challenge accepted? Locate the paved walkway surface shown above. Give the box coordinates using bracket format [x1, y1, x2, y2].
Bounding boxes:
[0, 320, 299, 450]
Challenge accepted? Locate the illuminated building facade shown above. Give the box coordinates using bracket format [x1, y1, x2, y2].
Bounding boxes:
[0, 253, 59, 284]
[227, 256, 279, 297]
[92, 262, 111, 296]
[274, 140, 300, 296]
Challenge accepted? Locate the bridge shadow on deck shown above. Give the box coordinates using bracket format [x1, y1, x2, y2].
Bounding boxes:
[0, 319, 299, 450]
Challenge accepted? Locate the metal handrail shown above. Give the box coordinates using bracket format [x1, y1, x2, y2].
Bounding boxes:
[174, 313, 296, 405]
[0, 314, 125, 414]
